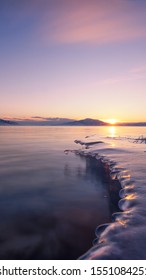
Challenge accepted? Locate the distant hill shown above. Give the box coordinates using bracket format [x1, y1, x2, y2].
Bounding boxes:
[65, 118, 108, 126]
[15, 118, 75, 126]
[0, 119, 17, 126]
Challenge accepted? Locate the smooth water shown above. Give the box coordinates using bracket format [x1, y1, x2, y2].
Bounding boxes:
[0, 126, 111, 259]
[0, 126, 146, 260]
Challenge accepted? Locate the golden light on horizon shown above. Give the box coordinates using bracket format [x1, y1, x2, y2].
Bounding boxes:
[107, 118, 117, 125]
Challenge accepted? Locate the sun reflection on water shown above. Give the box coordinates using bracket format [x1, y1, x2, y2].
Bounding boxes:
[108, 126, 117, 146]
[108, 126, 116, 138]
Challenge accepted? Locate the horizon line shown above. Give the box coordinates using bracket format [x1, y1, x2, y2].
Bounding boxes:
[1, 116, 146, 124]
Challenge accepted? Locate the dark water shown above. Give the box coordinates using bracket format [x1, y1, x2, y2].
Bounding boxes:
[0, 126, 111, 259]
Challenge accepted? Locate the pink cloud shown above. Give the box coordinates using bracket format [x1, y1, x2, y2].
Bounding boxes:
[39, 0, 146, 44]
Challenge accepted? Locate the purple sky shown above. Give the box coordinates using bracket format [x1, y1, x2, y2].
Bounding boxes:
[1, 0, 146, 122]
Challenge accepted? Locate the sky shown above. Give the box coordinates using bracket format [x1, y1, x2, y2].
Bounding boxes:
[0, 0, 146, 122]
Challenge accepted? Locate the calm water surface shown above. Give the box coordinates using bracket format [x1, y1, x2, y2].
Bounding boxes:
[0, 126, 111, 259]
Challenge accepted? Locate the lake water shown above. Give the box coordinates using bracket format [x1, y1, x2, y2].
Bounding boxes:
[0, 126, 146, 260]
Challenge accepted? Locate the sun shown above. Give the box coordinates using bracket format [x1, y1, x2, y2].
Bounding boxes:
[107, 118, 117, 125]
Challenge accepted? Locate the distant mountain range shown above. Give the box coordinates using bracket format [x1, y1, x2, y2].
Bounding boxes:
[0, 117, 108, 126]
[0, 119, 17, 125]
[0, 118, 74, 126]
[117, 122, 146, 126]
[1, 117, 146, 126]
[65, 118, 107, 126]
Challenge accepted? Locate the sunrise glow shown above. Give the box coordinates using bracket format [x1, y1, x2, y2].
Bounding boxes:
[107, 119, 118, 125]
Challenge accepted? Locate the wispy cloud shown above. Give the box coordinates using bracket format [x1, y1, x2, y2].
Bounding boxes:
[130, 65, 146, 75]
[97, 76, 141, 86]
[95, 66, 146, 86]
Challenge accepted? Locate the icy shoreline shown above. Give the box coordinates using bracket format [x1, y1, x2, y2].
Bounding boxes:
[78, 151, 129, 259]
[71, 135, 146, 260]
